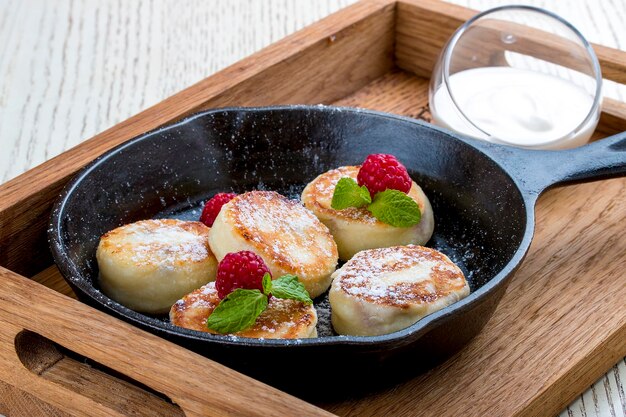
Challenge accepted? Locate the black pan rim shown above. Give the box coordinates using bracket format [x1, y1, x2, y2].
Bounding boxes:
[48, 105, 536, 348]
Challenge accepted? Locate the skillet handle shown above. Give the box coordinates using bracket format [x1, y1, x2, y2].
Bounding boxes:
[475, 131, 626, 196]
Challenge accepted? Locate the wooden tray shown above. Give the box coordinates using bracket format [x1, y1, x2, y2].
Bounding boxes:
[0, 0, 624, 415]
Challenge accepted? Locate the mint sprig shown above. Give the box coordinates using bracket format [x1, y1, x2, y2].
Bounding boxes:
[367, 189, 421, 227]
[330, 178, 421, 227]
[206, 273, 313, 334]
[331, 177, 372, 210]
[206, 289, 268, 334]
[269, 274, 313, 304]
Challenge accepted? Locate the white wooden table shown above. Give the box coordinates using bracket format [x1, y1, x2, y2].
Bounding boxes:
[0, 1, 624, 416]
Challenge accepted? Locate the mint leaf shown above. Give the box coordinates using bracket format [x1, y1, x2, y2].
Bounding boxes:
[261, 273, 272, 295]
[331, 177, 371, 210]
[271, 275, 313, 304]
[367, 189, 421, 227]
[206, 289, 268, 334]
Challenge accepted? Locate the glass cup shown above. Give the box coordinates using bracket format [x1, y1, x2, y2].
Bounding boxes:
[429, 5, 602, 150]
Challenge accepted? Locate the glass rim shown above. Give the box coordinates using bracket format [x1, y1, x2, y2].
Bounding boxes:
[441, 4, 603, 146]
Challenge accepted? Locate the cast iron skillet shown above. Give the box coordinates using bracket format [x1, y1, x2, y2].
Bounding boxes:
[49, 106, 625, 396]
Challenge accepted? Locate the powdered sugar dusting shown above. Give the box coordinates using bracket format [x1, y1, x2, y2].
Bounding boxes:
[108, 219, 210, 267]
[333, 245, 467, 307]
[228, 191, 337, 275]
[304, 166, 379, 224]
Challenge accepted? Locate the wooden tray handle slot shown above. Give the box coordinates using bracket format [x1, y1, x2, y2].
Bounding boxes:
[0, 267, 330, 417]
[14, 330, 184, 417]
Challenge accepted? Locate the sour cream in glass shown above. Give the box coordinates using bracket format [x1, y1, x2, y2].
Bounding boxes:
[430, 66, 598, 149]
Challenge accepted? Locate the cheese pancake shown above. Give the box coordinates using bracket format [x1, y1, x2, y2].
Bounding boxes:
[301, 166, 435, 261]
[170, 282, 318, 338]
[329, 245, 469, 336]
[97, 219, 217, 314]
[209, 191, 338, 298]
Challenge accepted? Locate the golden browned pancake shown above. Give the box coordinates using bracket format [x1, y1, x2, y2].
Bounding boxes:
[170, 282, 318, 338]
[301, 166, 435, 260]
[97, 219, 217, 314]
[329, 245, 469, 336]
[209, 191, 338, 298]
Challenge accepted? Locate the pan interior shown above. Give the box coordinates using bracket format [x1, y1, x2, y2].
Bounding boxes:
[53, 107, 527, 339]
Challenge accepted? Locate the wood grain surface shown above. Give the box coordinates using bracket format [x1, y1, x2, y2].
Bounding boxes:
[0, 1, 625, 416]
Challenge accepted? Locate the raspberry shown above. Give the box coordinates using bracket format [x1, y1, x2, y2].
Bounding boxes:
[357, 154, 411, 195]
[215, 251, 271, 299]
[199, 193, 237, 227]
